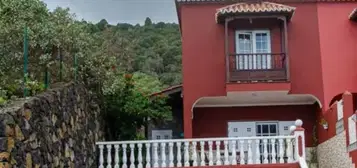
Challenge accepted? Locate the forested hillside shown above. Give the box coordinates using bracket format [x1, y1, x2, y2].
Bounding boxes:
[89, 18, 182, 86]
[0, 0, 180, 140]
[0, 0, 181, 100]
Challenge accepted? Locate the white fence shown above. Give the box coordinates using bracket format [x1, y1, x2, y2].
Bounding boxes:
[97, 120, 305, 168]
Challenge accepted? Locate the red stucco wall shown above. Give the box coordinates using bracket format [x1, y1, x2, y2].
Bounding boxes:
[180, 4, 227, 137]
[316, 3, 357, 108]
[179, 2, 357, 138]
[192, 105, 317, 147]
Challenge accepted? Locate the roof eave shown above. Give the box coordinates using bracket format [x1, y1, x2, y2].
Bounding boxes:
[349, 8, 357, 21]
[216, 11, 295, 24]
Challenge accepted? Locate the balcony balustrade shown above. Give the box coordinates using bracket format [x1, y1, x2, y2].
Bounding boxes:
[228, 53, 287, 82]
[97, 120, 306, 168]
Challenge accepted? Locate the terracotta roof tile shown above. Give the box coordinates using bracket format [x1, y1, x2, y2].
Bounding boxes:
[217, 2, 295, 13]
[215, 2, 295, 23]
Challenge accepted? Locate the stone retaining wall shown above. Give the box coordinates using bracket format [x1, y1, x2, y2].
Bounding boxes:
[0, 83, 104, 167]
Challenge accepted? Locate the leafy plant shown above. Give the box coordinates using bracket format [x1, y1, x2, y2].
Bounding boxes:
[104, 73, 171, 141]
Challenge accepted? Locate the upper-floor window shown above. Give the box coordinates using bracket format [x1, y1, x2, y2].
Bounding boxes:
[235, 30, 271, 70]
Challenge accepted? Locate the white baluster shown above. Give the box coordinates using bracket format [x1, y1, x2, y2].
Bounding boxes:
[99, 145, 104, 168]
[177, 142, 182, 167]
[279, 139, 284, 163]
[239, 140, 245, 164]
[215, 141, 222, 165]
[247, 140, 253, 164]
[224, 141, 229, 165]
[114, 145, 120, 168]
[208, 141, 213, 166]
[263, 139, 268, 164]
[287, 138, 293, 163]
[231, 140, 237, 165]
[130, 144, 135, 168]
[184, 142, 190, 166]
[145, 143, 151, 168]
[138, 144, 143, 168]
[271, 139, 277, 164]
[255, 139, 260, 164]
[153, 143, 159, 167]
[107, 145, 112, 168]
[169, 142, 174, 167]
[200, 141, 205, 166]
[161, 142, 166, 167]
[192, 141, 198, 166]
[122, 144, 128, 168]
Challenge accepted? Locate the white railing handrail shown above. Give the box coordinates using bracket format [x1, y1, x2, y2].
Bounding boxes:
[96, 135, 296, 145]
[298, 157, 308, 168]
[97, 119, 306, 168]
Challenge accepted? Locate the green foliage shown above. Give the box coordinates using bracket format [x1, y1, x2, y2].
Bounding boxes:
[0, 0, 181, 140]
[104, 73, 171, 140]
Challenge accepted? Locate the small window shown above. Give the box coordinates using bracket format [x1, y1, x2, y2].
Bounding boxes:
[164, 135, 169, 139]
[247, 128, 251, 132]
[284, 126, 289, 131]
[156, 136, 161, 139]
[233, 128, 238, 132]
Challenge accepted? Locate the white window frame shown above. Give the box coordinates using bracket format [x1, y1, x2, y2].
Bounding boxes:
[256, 122, 279, 137]
[235, 30, 272, 70]
[227, 120, 295, 137]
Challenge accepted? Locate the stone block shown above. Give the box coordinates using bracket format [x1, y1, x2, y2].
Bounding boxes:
[14, 125, 24, 141]
[0, 162, 10, 168]
[6, 138, 14, 153]
[0, 152, 10, 162]
[26, 153, 32, 168]
[23, 109, 32, 121]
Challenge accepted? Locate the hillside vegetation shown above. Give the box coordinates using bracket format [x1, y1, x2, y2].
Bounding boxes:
[0, 0, 180, 140]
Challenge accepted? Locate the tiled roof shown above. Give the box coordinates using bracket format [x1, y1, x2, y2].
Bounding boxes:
[215, 2, 295, 23]
[349, 8, 357, 21]
[150, 84, 182, 97]
[217, 2, 295, 14]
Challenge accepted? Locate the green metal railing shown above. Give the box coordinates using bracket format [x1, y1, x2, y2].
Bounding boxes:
[22, 27, 79, 97]
[23, 27, 29, 97]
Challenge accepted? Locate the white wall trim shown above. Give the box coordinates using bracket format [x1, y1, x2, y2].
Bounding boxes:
[194, 102, 316, 108]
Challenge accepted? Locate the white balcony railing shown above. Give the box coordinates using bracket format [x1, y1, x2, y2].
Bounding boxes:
[97, 120, 306, 168]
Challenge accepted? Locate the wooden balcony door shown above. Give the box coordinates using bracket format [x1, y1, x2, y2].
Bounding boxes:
[235, 30, 271, 70]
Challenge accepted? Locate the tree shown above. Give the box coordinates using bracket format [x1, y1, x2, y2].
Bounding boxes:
[103, 73, 171, 140]
[97, 19, 109, 31]
[144, 17, 152, 26]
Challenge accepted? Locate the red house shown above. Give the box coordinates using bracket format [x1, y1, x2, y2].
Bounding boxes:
[97, 1, 357, 168]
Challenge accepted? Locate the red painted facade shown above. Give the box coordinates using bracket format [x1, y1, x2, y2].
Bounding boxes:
[177, 2, 357, 154]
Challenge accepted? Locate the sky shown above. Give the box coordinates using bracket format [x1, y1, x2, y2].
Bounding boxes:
[42, 0, 178, 25]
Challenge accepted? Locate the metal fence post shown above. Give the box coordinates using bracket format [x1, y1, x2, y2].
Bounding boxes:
[44, 53, 49, 89]
[59, 47, 63, 82]
[74, 54, 78, 82]
[23, 27, 28, 97]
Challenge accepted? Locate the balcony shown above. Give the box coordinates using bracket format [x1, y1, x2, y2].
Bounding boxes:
[215, 2, 295, 84]
[96, 120, 307, 168]
[228, 53, 287, 82]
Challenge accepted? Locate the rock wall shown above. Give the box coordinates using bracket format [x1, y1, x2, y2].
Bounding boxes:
[0, 83, 104, 168]
[317, 131, 355, 168]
